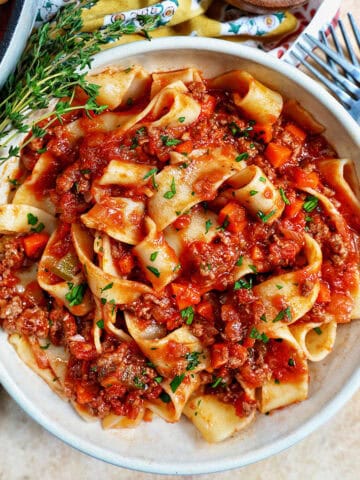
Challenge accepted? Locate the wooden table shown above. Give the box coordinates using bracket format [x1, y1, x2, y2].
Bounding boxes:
[0, 2, 359, 479]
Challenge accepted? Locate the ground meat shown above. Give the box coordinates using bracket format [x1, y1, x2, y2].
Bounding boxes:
[327, 233, 347, 263]
[190, 318, 218, 346]
[127, 292, 181, 331]
[17, 307, 49, 337]
[237, 342, 271, 388]
[0, 236, 26, 276]
[184, 233, 239, 289]
[0, 296, 24, 330]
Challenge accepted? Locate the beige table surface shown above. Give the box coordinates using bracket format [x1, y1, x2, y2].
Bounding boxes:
[1, 1, 359, 479]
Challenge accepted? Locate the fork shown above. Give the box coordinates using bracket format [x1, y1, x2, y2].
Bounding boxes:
[290, 13, 360, 123]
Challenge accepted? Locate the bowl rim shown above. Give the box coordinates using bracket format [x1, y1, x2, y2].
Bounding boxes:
[1, 35, 360, 475]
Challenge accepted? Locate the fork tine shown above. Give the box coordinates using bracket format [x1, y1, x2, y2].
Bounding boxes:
[297, 42, 360, 97]
[290, 51, 353, 108]
[338, 19, 359, 67]
[348, 13, 360, 48]
[320, 30, 336, 69]
[305, 33, 360, 83]
[328, 24, 353, 81]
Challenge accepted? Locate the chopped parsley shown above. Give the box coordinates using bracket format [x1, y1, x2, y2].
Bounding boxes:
[170, 373, 185, 393]
[272, 306, 292, 323]
[8, 177, 20, 186]
[249, 264, 258, 273]
[27, 213, 38, 225]
[31, 222, 45, 233]
[136, 126, 146, 135]
[100, 298, 107, 305]
[160, 392, 171, 403]
[249, 190, 258, 196]
[185, 351, 201, 371]
[100, 282, 113, 293]
[173, 264, 181, 272]
[216, 215, 229, 231]
[235, 256, 243, 267]
[178, 116, 185, 123]
[313, 326, 322, 335]
[274, 378, 281, 384]
[96, 319, 104, 329]
[235, 152, 249, 162]
[80, 168, 91, 175]
[260, 314, 267, 322]
[276, 284, 283, 290]
[279, 187, 290, 205]
[257, 209, 277, 223]
[210, 376, 224, 388]
[234, 277, 253, 290]
[249, 327, 269, 343]
[259, 176, 266, 183]
[40, 343, 50, 350]
[130, 136, 139, 150]
[303, 195, 318, 212]
[154, 376, 163, 384]
[205, 219, 212, 234]
[181, 306, 194, 325]
[161, 135, 182, 147]
[163, 177, 176, 199]
[150, 251, 158, 262]
[133, 376, 146, 389]
[143, 167, 158, 180]
[288, 358, 295, 367]
[65, 283, 87, 307]
[146, 266, 160, 278]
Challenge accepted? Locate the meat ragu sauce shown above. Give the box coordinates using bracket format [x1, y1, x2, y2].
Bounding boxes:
[1, 66, 359, 439]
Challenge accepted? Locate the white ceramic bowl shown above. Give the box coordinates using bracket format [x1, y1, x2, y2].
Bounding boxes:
[1, 37, 360, 475]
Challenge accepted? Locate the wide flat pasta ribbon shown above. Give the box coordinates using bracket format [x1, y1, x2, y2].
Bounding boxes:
[72, 223, 152, 304]
[133, 217, 180, 290]
[226, 165, 284, 223]
[208, 70, 283, 125]
[0, 204, 57, 235]
[256, 326, 308, 414]
[87, 65, 151, 110]
[148, 146, 242, 231]
[81, 196, 145, 245]
[253, 234, 322, 326]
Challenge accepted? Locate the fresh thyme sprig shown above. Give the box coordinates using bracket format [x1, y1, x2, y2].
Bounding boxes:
[0, 0, 159, 164]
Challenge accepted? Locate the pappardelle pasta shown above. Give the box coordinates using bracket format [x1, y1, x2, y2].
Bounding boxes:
[1, 65, 359, 443]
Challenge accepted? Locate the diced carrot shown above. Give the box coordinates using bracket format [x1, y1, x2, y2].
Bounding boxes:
[265, 142, 292, 168]
[325, 292, 353, 323]
[171, 282, 201, 310]
[242, 337, 256, 349]
[211, 343, 229, 369]
[196, 301, 214, 321]
[116, 254, 134, 276]
[172, 214, 191, 230]
[284, 198, 304, 218]
[293, 167, 320, 189]
[200, 94, 216, 117]
[218, 201, 246, 233]
[174, 140, 193, 155]
[251, 123, 273, 143]
[250, 245, 264, 261]
[285, 123, 307, 142]
[317, 281, 331, 303]
[23, 233, 49, 258]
